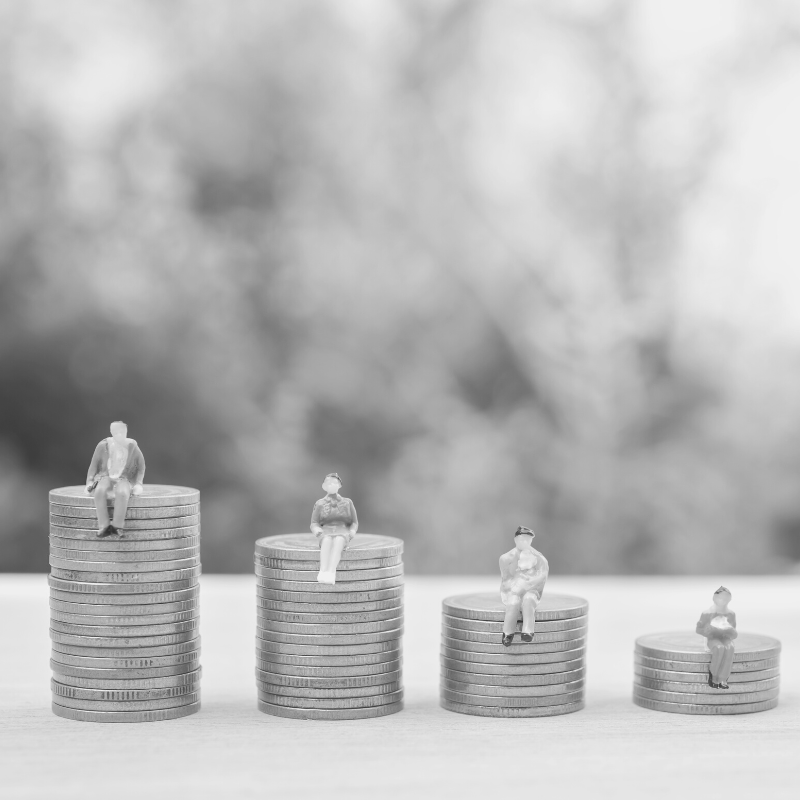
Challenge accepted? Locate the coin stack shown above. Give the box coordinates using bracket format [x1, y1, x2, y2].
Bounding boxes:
[48, 485, 202, 723]
[633, 632, 782, 715]
[440, 592, 588, 717]
[254, 534, 404, 720]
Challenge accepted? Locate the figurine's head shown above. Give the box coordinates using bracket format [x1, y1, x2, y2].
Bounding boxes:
[110, 421, 128, 442]
[322, 473, 343, 494]
[514, 526, 535, 551]
[713, 586, 731, 608]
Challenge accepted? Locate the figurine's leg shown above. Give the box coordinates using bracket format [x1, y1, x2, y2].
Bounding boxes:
[708, 641, 725, 684]
[93, 478, 112, 531]
[319, 536, 333, 573]
[112, 480, 132, 530]
[521, 592, 540, 635]
[327, 535, 347, 578]
[503, 597, 522, 635]
[719, 643, 735, 685]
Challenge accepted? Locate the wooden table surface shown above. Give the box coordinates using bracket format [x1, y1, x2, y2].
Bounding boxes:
[0, 575, 797, 799]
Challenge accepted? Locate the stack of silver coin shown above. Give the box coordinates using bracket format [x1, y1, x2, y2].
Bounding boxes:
[48, 485, 202, 723]
[633, 632, 781, 715]
[255, 534, 404, 720]
[440, 592, 588, 717]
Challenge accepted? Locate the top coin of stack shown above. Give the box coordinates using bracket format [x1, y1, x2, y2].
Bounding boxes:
[633, 632, 781, 715]
[48, 485, 202, 723]
[440, 592, 589, 718]
[255, 533, 404, 720]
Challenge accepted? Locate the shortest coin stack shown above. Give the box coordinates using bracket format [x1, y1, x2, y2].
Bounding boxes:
[440, 592, 588, 717]
[255, 533, 404, 720]
[633, 632, 781, 715]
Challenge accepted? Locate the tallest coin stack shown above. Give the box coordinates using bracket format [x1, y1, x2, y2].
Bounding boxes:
[48, 486, 202, 723]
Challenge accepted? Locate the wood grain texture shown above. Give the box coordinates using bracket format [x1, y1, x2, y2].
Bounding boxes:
[0, 575, 796, 799]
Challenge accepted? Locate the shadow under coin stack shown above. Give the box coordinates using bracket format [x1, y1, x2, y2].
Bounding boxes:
[48, 486, 202, 723]
[254, 534, 404, 720]
[440, 592, 588, 717]
[633, 632, 781, 715]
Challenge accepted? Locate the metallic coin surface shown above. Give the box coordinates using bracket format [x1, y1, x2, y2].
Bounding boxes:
[441, 645, 586, 665]
[440, 688, 583, 708]
[50, 598, 199, 616]
[256, 663, 402, 681]
[442, 678, 585, 697]
[441, 635, 586, 655]
[255, 680, 402, 699]
[50, 669, 201, 689]
[51, 662, 200, 680]
[258, 698, 402, 720]
[256, 587, 403, 604]
[634, 664, 780, 684]
[443, 592, 588, 622]
[52, 638, 201, 658]
[49, 577, 198, 594]
[49, 503, 200, 520]
[50, 629, 198, 648]
[50, 535, 200, 552]
[256, 597, 402, 614]
[51, 619, 199, 637]
[443, 627, 587, 645]
[440, 656, 585, 676]
[53, 692, 200, 712]
[257, 641, 400, 658]
[50, 565, 201, 583]
[255, 555, 402, 571]
[256, 576, 403, 593]
[635, 632, 781, 663]
[258, 650, 401, 668]
[52, 680, 199, 701]
[254, 564, 404, 582]
[49, 586, 200, 605]
[443, 614, 588, 633]
[255, 534, 403, 560]
[256, 627, 402, 646]
[52, 700, 201, 723]
[257, 607, 400, 625]
[51, 609, 198, 626]
[50, 556, 200, 573]
[50, 525, 201, 542]
[633, 652, 780, 674]
[51, 650, 200, 669]
[50, 546, 201, 564]
[51, 514, 200, 530]
[257, 689, 403, 709]
[634, 676, 780, 694]
[50, 485, 200, 508]
[441, 667, 586, 687]
[441, 698, 584, 718]
[633, 695, 779, 715]
[256, 617, 402, 636]
[633, 686, 780, 705]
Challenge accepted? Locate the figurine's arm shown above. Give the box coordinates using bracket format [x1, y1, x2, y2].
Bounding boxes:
[310, 502, 324, 537]
[132, 445, 145, 495]
[499, 551, 515, 582]
[85, 442, 104, 491]
[348, 500, 358, 539]
[695, 613, 711, 637]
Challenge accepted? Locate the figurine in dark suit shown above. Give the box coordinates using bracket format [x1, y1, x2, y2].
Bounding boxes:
[499, 526, 549, 646]
[85, 421, 145, 538]
[696, 586, 737, 688]
[310, 473, 358, 584]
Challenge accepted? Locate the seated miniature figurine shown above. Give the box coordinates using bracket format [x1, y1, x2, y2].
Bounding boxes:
[85, 421, 145, 538]
[310, 473, 358, 584]
[695, 586, 738, 689]
[499, 526, 549, 646]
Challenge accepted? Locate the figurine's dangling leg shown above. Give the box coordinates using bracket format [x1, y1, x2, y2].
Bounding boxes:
[326, 535, 347, 583]
[708, 641, 725, 687]
[718, 643, 735, 688]
[111, 479, 132, 536]
[318, 536, 334, 583]
[93, 477, 112, 536]
[502, 598, 521, 646]
[520, 592, 539, 642]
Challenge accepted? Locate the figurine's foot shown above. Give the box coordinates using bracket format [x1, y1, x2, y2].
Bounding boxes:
[115, 527, 124, 538]
[501, 633, 515, 647]
[719, 682, 730, 690]
[317, 572, 335, 584]
[708, 671, 714, 687]
[96, 525, 112, 538]
[520, 632, 534, 643]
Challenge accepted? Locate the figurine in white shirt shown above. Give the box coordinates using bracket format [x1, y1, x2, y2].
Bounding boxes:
[695, 586, 738, 689]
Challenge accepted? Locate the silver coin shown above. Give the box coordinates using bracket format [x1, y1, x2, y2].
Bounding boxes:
[255, 680, 402, 699]
[50, 525, 201, 542]
[634, 675, 780, 694]
[49, 576, 198, 594]
[634, 652, 780, 674]
[257, 689, 403, 709]
[441, 667, 586, 687]
[443, 627, 587, 645]
[50, 535, 201, 552]
[52, 692, 200, 712]
[256, 660, 402, 679]
[634, 664, 780, 684]
[258, 698, 402, 720]
[256, 627, 402, 646]
[50, 557, 201, 575]
[50, 586, 200, 605]
[255, 555, 402, 571]
[256, 576, 403, 593]
[50, 669, 201, 689]
[441, 635, 586, 655]
[256, 667, 401, 688]
[52, 638, 201, 658]
[635, 632, 782, 663]
[441, 687, 584, 708]
[51, 514, 200, 531]
[50, 485, 200, 508]
[257, 641, 400, 657]
[52, 680, 199, 702]
[255, 534, 403, 560]
[441, 645, 586, 665]
[440, 656, 585, 676]
[51, 650, 200, 669]
[256, 587, 403, 604]
[50, 546, 201, 564]
[51, 619, 199, 637]
[50, 565, 201, 583]
[254, 564, 404, 583]
[50, 598, 199, 616]
[51, 628, 199, 648]
[51, 662, 200, 680]
[49, 503, 200, 520]
[257, 607, 401, 625]
[633, 696, 780, 715]
[443, 592, 588, 622]
[633, 686, 780, 705]
[256, 617, 402, 636]
[51, 608, 199, 626]
[442, 677, 585, 697]
[257, 650, 401, 668]
[441, 698, 584, 718]
[52, 700, 201, 722]
[443, 614, 588, 633]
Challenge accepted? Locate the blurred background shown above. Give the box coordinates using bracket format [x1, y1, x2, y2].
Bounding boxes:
[2, 0, 800, 575]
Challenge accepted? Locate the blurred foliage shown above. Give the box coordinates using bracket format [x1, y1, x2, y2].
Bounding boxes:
[2, 0, 800, 574]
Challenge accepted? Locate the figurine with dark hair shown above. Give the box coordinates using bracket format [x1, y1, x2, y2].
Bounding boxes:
[85, 421, 145, 538]
[696, 586, 738, 688]
[498, 526, 549, 646]
[310, 473, 358, 584]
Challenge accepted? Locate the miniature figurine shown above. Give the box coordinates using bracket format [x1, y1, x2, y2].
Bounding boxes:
[85, 421, 145, 538]
[695, 586, 738, 689]
[310, 473, 358, 584]
[499, 526, 549, 646]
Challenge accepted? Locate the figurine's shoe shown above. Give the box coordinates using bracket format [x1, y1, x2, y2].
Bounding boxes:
[719, 682, 730, 689]
[707, 671, 714, 687]
[501, 633, 515, 647]
[96, 525, 112, 538]
[317, 572, 335, 584]
[108, 525, 123, 538]
[520, 632, 534, 643]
